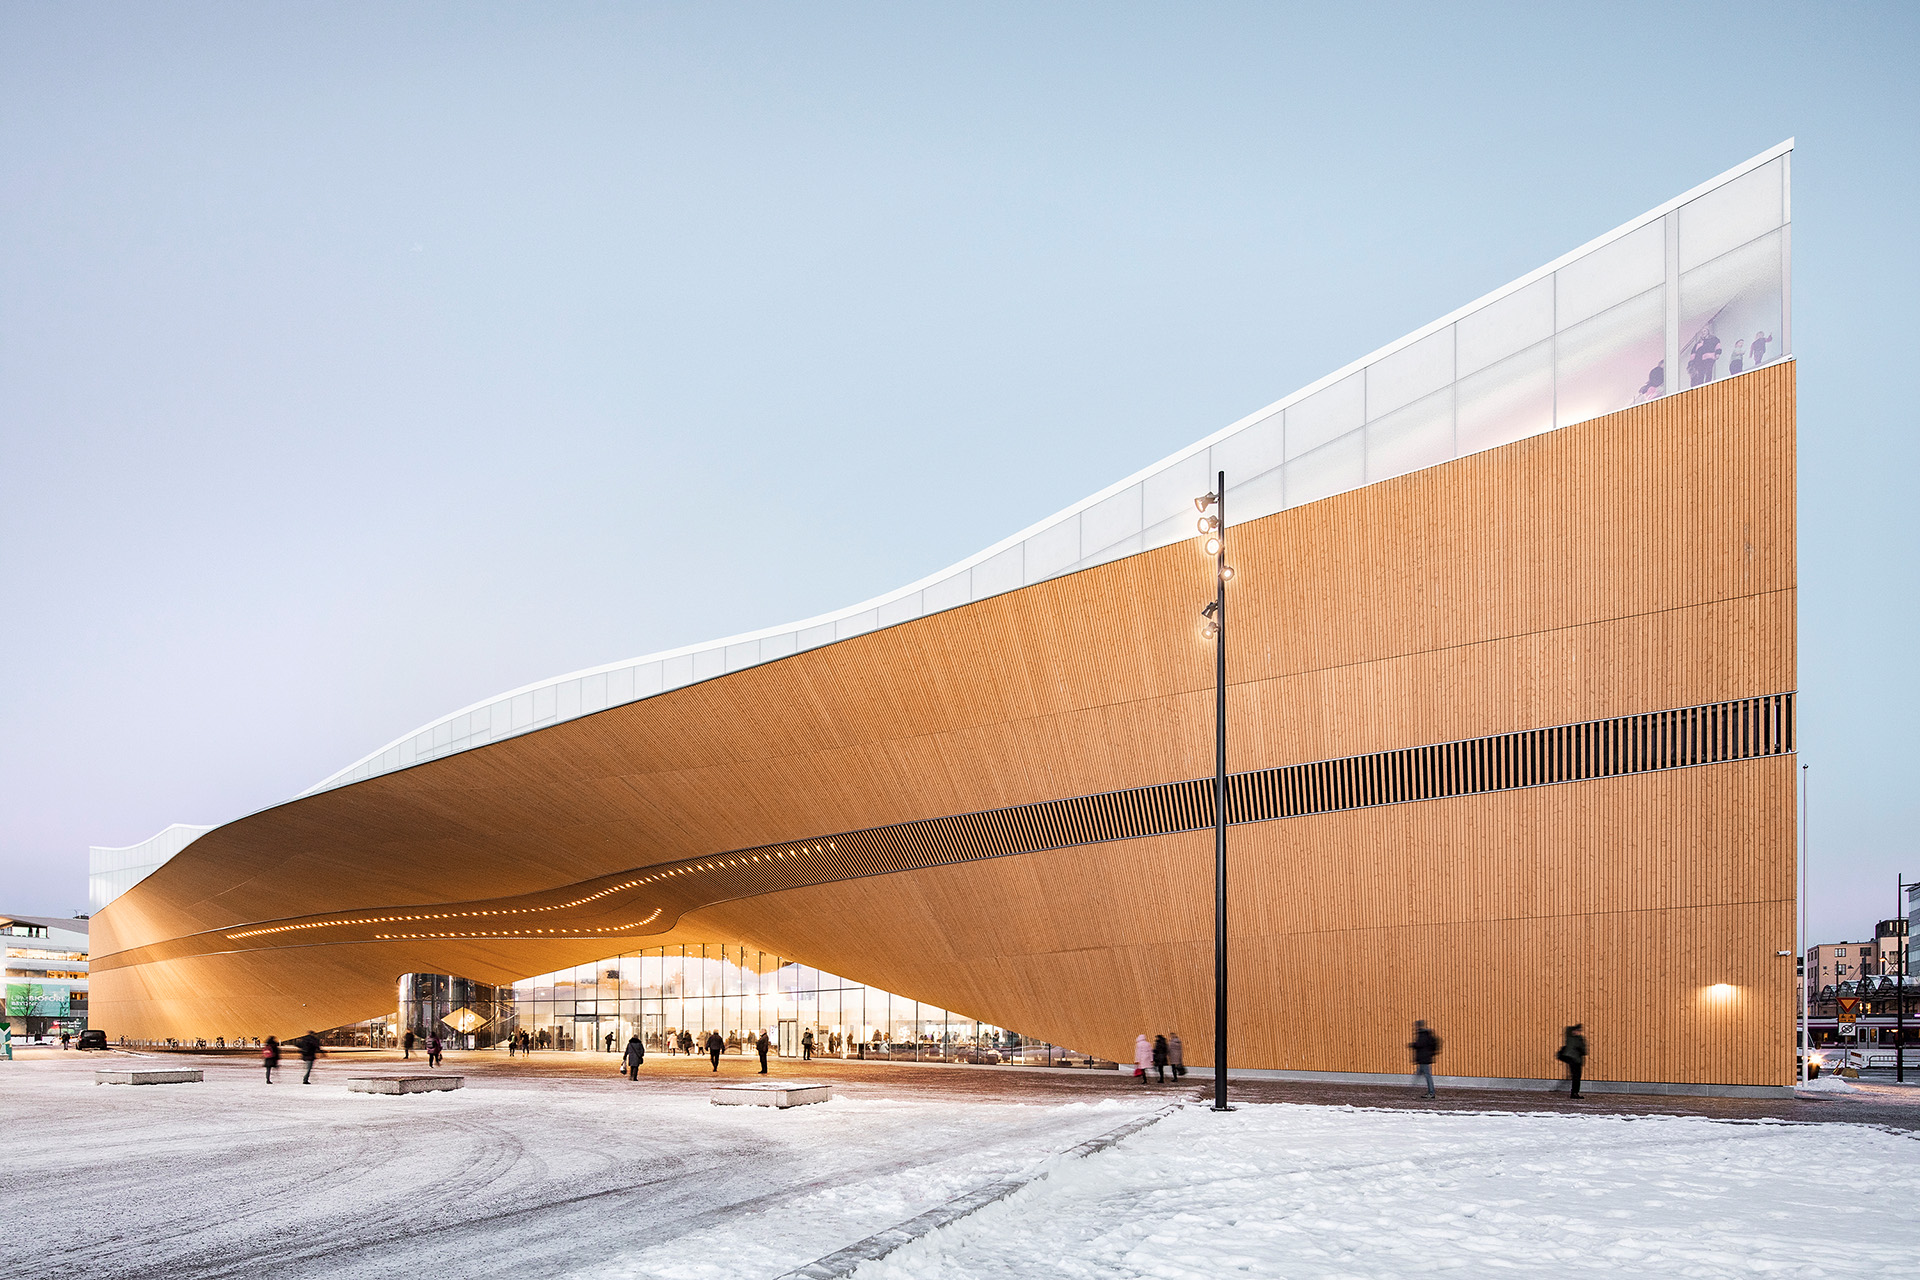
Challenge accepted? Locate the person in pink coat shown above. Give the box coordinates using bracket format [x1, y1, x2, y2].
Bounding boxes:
[1134, 1033, 1153, 1080]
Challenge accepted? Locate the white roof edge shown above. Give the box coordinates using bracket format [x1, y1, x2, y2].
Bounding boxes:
[87, 823, 218, 856]
[302, 140, 1794, 797]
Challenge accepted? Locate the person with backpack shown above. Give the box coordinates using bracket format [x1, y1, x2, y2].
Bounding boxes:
[1557, 1025, 1588, 1098]
[263, 1035, 281, 1083]
[1409, 1021, 1440, 1099]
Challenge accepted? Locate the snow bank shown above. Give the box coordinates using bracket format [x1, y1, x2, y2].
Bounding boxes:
[1796, 1074, 1862, 1094]
[859, 1102, 1920, 1278]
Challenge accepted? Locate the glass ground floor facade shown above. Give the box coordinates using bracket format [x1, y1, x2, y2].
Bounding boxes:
[504, 944, 1105, 1066]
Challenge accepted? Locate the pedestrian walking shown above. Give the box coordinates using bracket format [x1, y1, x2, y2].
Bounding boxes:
[507, 1031, 516, 1057]
[756, 1029, 771, 1074]
[402, 1029, 415, 1060]
[1152, 1034, 1170, 1083]
[802, 1028, 814, 1062]
[296, 1030, 323, 1083]
[1167, 1032, 1186, 1079]
[263, 1035, 281, 1083]
[1409, 1021, 1440, 1098]
[680, 1030, 695, 1057]
[1133, 1033, 1152, 1080]
[1557, 1025, 1588, 1098]
[705, 1030, 724, 1072]
[521, 1030, 531, 1055]
[605, 1031, 616, 1053]
[622, 1033, 644, 1080]
[427, 1033, 443, 1068]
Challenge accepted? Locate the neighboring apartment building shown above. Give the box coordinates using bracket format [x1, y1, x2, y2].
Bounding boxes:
[1806, 923, 1909, 991]
[2, 914, 89, 1041]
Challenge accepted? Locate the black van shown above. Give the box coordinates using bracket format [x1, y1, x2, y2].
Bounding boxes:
[75, 1029, 108, 1050]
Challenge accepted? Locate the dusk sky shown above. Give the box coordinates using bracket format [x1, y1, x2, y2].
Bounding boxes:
[3, 3, 1914, 942]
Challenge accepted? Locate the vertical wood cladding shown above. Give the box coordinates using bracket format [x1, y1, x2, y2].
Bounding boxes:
[92, 365, 1795, 1086]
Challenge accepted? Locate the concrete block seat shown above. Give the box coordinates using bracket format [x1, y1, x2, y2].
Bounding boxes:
[348, 1075, 464, 1095]
[711, 1082, 833, 1108]
[95, 1068, 203, 1085]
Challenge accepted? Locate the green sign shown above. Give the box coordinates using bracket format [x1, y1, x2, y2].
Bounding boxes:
[5, 983, 71, 1017]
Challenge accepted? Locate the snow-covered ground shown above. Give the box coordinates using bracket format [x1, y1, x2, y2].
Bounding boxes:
[862, 1103, 1920, 1279]
[8, 1053, 1918, 1280]
[0, 1053, 1156, 1280]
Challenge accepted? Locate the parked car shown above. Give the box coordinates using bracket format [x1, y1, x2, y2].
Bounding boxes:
[75, 1029, 107, 1050]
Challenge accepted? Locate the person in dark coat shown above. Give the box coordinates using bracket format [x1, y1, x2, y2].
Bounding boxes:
[263, 1035, 281, 1084]
[402, 1029, 415, 1060]
[427, 1034, 443, 1068]
[1151, 1034, 1170, 1083]
[680, 1029, 695, 1057]
[1558, 1024, 1588, 1098]
[622, 1034, 644, 1080]
[1409, 1021, 1440, 1099]
[296, 1031, 323, 1084]
[756, 1030, 772, 1074]
[705, 1030, 724, 1072]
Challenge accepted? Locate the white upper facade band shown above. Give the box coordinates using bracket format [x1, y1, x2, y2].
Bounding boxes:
[92, 142, 1794, 909]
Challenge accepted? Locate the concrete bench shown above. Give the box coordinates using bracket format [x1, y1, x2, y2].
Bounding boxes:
[712, 1082, 833, 1109]
[348, 1075, 465, 1095]
[95, 1068, 203, 1086]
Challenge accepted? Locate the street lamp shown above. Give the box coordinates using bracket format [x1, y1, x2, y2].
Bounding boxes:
[1196, 472, 1231, 1112]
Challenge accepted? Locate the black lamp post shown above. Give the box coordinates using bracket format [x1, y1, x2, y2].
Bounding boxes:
[1195, 472, 1232, 1112]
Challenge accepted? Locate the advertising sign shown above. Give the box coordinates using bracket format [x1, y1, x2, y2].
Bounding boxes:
[5, 982, 72, 1018]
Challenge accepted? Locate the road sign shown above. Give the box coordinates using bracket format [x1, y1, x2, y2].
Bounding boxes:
[1837, 996, 1860, 1023]
[1839, 1022, 1858, 1037]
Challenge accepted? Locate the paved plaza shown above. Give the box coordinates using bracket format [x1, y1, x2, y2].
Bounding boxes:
[5, 1049, 1918, 1278]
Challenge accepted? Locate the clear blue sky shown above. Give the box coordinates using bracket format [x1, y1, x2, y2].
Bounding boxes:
[2, 4, 1913, 942]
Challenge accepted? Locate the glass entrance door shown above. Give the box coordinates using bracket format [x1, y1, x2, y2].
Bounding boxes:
[778, 1019, 798, 1058]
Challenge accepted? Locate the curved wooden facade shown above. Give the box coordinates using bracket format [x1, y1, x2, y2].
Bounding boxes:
[92, 363, 1797, 1088]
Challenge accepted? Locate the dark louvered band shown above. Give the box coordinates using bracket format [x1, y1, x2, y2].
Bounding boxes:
[95, 692, 1795, 967]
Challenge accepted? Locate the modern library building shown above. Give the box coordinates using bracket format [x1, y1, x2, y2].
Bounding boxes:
[91, 142, 1798, 1093]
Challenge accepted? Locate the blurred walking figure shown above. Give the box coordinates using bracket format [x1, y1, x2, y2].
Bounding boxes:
[1167, 1032, 1185, 1079]
[680, 1030, 695, 1057]
[756, 1030, 771, 1074]
[507, 1032, 517, 1057]
[1557, 1024, 1588, 1098]
[622, 1033, 644, 1080]
[402, 1029, 415, 1060]
[295, 1030, 323, 1084]
[262, 1035, 281, 1083]
[1409, 1021, 1440, 1099]
[1133, 1033, 1152, 1080]
[1151, 1034, 1170, 1083]
[3, 1020, 13, 1060]
[705, 1030, 724, 1072]
[427, 1033, 443, 1068]
[518, 1030, 531, 1055]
